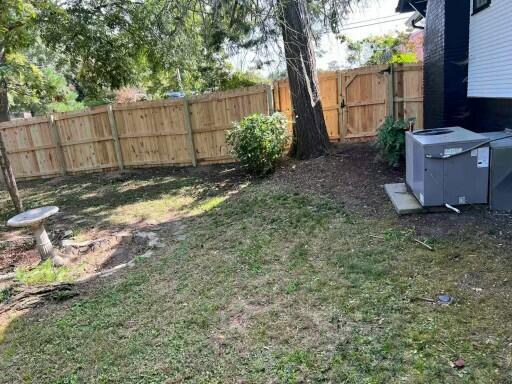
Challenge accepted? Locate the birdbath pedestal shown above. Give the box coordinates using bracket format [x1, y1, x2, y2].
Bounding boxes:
[7, 206, 59, 261]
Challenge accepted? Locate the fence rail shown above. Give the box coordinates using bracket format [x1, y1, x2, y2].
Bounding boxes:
[0, 64, 423, 181]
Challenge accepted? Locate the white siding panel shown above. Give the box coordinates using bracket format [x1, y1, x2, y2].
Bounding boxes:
[468, 0, 512, 98]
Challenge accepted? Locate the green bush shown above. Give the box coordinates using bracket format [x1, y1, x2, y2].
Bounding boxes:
[375, 116, 407, 166]
[227, 113, 290, 176]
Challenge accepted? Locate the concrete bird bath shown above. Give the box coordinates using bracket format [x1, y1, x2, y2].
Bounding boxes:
[7, 206, 59, 261]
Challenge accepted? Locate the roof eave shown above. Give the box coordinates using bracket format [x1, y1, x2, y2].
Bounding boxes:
[396, 0, 428, 15]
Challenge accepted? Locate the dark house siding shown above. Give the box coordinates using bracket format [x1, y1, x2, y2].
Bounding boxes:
[416, 0, 512, 132]
[423, 0, 470, 129]
[468, 98, 512, 131]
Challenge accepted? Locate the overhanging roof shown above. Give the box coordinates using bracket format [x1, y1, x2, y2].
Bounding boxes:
[396, 0, 428, 14]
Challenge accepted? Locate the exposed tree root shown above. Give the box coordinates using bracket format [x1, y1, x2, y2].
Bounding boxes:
[0, 283, 77, 315]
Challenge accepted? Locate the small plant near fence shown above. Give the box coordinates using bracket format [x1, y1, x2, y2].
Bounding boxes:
[375, 116, 407, 167]
[227, 113, 290, 176]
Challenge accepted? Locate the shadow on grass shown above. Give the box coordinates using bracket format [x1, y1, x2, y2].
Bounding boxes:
[0, 164, 249, 235]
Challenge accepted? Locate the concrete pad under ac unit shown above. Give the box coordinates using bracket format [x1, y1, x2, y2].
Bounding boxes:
[385, 183, 426, 215]
[385, 183, 451, 215]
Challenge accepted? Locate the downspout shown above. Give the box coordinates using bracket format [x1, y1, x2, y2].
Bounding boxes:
[412, 19, 425, 30]
[409, 1, 426, 29]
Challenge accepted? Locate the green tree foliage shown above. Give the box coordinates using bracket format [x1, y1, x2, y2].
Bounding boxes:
[8, 55, 80, 114]
[219, 70, 265, 91]
[227, 113, 290, 176]
[2, 0, 251, 116]
[339, 32, 419, 67]
[0, 0, 51, 120]
[40, 0, 242, 98]
[1, 1, 87, 116]
[3, 37, 84, 115]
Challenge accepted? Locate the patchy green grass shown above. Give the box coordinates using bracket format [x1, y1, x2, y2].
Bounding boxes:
[0, 172, 511, 383]
[0, 287, 13, 303]
[15, 260, 71, 286]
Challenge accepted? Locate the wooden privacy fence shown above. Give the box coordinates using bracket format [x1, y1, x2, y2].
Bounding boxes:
[274, 63, 424, 141]
[0, 64, 423, 181]
[0, 85, 271, 180]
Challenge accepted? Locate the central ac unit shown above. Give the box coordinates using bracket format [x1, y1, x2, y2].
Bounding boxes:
[405, 127, 490, 207]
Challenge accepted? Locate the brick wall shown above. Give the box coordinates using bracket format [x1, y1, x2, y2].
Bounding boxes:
[423, 0, 445, 128]
[423, 0, 470, 129]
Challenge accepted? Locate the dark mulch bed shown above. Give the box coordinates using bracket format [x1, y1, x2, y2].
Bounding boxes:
[272, 142, 512, 241]
[0, 241, 39, 274]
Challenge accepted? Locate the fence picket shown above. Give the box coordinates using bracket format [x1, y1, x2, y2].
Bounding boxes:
[182, 97, 197, 167]
[49, 114, 67, 175]
[107, 105, 124, 171]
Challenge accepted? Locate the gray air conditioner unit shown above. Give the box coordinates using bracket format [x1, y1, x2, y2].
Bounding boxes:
[481, 131, 512, 211]
[405, 127, 490, 207]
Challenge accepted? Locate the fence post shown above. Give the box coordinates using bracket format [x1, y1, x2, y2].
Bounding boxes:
[107, 105, 124, 171]
[337, 70, 343, 142]
[182, 97, 197, 167]
[400, 64, 407, 122]
[266, 84, 274, 115]
[273, 81, 281, 112]
[387, 64, 396, 119]
[49, 114, 67, 175]
[339, 70, 347, 142]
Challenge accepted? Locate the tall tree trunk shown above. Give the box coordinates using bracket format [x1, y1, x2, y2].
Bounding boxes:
[0, 132, 23, 213]
[0, 47, 24, 213]
[0, 72, 8, 124]
[278, 0, 330, 159]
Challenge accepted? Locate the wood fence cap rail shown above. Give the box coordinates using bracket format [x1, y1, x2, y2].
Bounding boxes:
[52, 106, 109, 120]
[112, 98, 184, 111]
[0, 116, 50, 130]
[187, 84, 269, 103]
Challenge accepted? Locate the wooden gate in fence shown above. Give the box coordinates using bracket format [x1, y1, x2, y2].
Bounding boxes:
[273, 63, 424, 141]
[340, 65, 389, 140]
[0, 64, 423, 181]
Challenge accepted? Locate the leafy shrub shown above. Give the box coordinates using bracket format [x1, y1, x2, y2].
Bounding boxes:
[227, 113, 290, 176]
[375, 116, 407, 166]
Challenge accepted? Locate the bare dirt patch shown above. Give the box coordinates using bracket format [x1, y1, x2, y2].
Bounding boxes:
[0, 241, 39, 274]
[0, 165, 247, 328]
[272, 142, 403, 216]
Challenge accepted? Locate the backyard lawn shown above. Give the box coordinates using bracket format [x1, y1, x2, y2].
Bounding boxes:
[0, 144, 511, 383]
